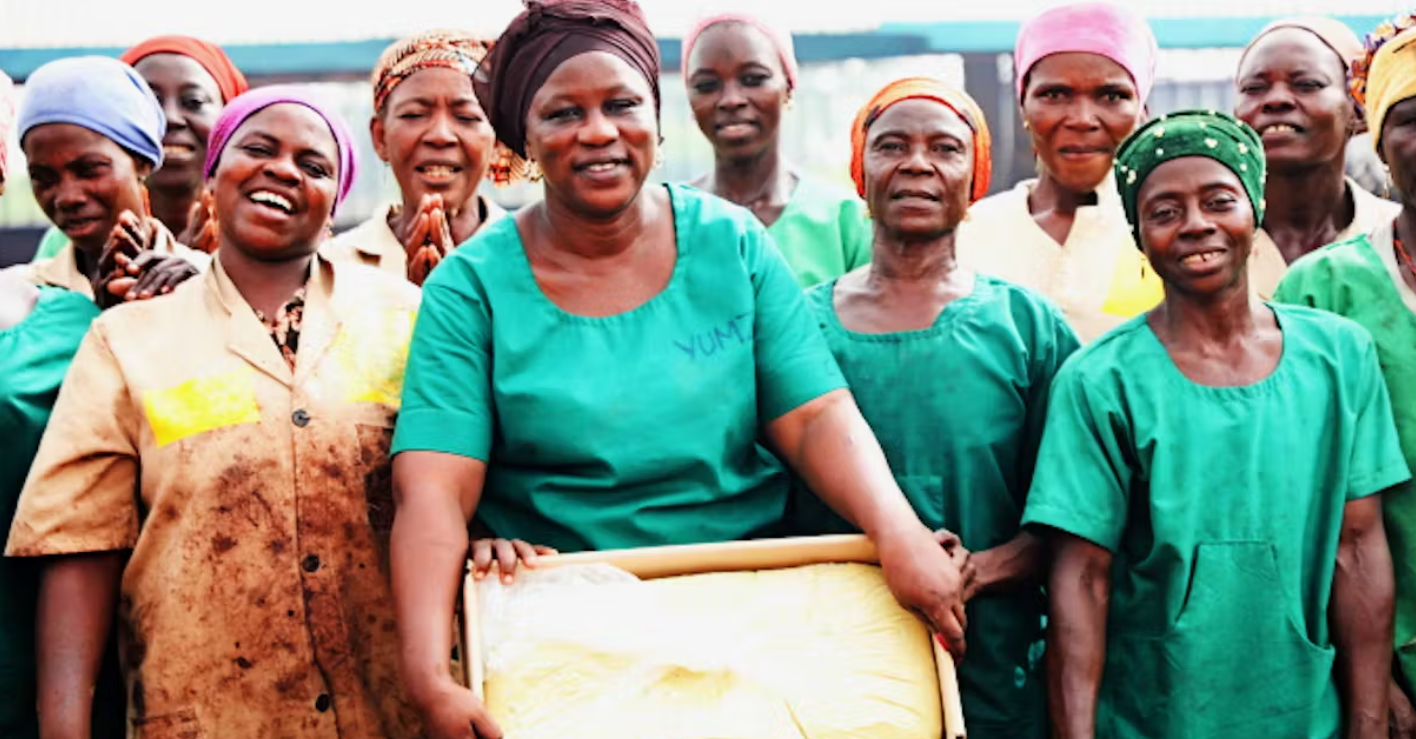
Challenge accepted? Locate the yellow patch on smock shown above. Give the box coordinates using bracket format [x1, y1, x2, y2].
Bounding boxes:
[332, 309, 416, 407]
[143, 369, 262, 446]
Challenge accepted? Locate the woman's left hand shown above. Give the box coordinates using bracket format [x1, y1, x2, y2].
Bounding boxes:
[103, 251, 200, 303]
[94, 213, 199, 307]
[877, 525, 969, 658]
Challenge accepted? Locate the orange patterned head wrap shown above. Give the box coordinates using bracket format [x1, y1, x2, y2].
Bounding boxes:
[372, 30, 493, 113]
[849, 77, 992, 203]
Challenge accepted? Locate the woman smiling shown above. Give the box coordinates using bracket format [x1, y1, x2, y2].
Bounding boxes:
[1235, 17, 1399, 297]
[3, 57, 205, 308]
[387, 3, 969, 736]
[682, 13, 872, 287]
[1276, 16, 1416, 732]
[7, 86, 426, 738]
[791, 77, 1079, 739]
[1027, 110, 1404, 739]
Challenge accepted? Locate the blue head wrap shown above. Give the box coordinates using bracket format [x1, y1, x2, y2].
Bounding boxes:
[18, 56, 166, 168]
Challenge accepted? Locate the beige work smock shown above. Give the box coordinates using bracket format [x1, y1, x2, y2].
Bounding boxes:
[6, 254, 423, 738]
[1248, 176, 1401, 299]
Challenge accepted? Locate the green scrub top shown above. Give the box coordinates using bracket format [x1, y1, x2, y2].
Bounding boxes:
[30, 226, 66, 262]
[0, 286, 98, 738]
[392, 183, 847, 553]
[764, 178, 872, 288]
[791, 274, 1079, 739]
[1274, 228, 1416, 693]
[1022, 304, 1410, 739]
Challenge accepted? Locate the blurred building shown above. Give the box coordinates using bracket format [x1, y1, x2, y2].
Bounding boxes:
[0, 0, 1406, 264]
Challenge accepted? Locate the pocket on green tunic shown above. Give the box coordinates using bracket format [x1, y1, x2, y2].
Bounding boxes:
[1101, 542, 1339, 739]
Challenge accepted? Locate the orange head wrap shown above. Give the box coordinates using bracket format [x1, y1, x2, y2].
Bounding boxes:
[120, 35, 249, 103]
[849, 77, 992, 203]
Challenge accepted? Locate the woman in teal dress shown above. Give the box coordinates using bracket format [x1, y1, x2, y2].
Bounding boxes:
[388, 4, 970, 738]
[1026, 110, 1406, 739]
[1275, 18, 1416, 731]
[681, 12, 872, 286]
[790, 77, 1079, 739]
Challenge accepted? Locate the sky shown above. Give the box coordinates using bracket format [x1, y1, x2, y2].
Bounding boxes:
[2, 0, 1413, 48]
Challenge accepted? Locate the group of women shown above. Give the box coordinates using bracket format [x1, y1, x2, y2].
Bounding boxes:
[1, 1, 1415, 738]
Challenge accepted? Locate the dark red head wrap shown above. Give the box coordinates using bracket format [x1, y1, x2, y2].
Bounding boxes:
[474, 0, 661, 159]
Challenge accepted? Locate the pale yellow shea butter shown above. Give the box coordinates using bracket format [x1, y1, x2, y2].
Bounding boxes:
[478, 562, 942, 739]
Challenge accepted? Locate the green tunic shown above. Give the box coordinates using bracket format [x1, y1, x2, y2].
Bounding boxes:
[1023, 305, 1410, 739]
[392, 184, 847, 553]
[0, 286, 98, 738]
[29, 226, 66, 262]
[764, 178, 873, 288]
[791, 274, 1079, 739]
[1274, 223, 1416, 693]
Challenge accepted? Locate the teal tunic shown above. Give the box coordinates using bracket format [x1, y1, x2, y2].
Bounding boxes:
[791, 274, 1078, 739]
[29, 226, 66, 262]
[765, 178, 873, 288]
[1274, 225, 1416, 693]
[1023, 305, 1411, 739]
[393, 184, 847, 553]
[0, 286, 98, 738]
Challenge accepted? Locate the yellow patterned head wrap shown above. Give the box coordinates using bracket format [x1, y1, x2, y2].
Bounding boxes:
[1351, 14, 1416, 150]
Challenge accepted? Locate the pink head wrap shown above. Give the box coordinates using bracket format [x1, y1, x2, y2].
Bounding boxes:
[1014, 2, 1158, 104]
[681, 13, 798, 90]
[205, 85, 358, 217]
[0, 70, 14, 182]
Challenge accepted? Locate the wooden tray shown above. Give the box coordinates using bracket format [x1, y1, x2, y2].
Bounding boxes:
[460, 534, 967, 739]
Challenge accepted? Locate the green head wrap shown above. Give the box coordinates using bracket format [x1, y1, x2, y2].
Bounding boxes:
[1114, 109, 1266, 248]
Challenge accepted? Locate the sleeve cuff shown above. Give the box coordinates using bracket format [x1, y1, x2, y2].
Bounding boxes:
[391, 407, 492, 461]
[1021, 501, 1122, 553]
[760, 367, 848, 422]
[1349, 461, 1414, 501]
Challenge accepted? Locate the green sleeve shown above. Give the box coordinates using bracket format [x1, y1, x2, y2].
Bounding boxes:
[1272, 263, 1325, 310]
[1345, 329, 1412, 500]
[1020, 362, 1133, 551]
[391, 272, 494, 461]
[1018, 303, 1084, 497]
[31, 227, 67, 262]
[837, 198, 874, 272]
[749, 226, 848, 421]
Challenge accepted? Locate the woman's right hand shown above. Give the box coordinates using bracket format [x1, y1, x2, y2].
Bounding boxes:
[469, 538, 558, 584]
[413, 677, 504, 739]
